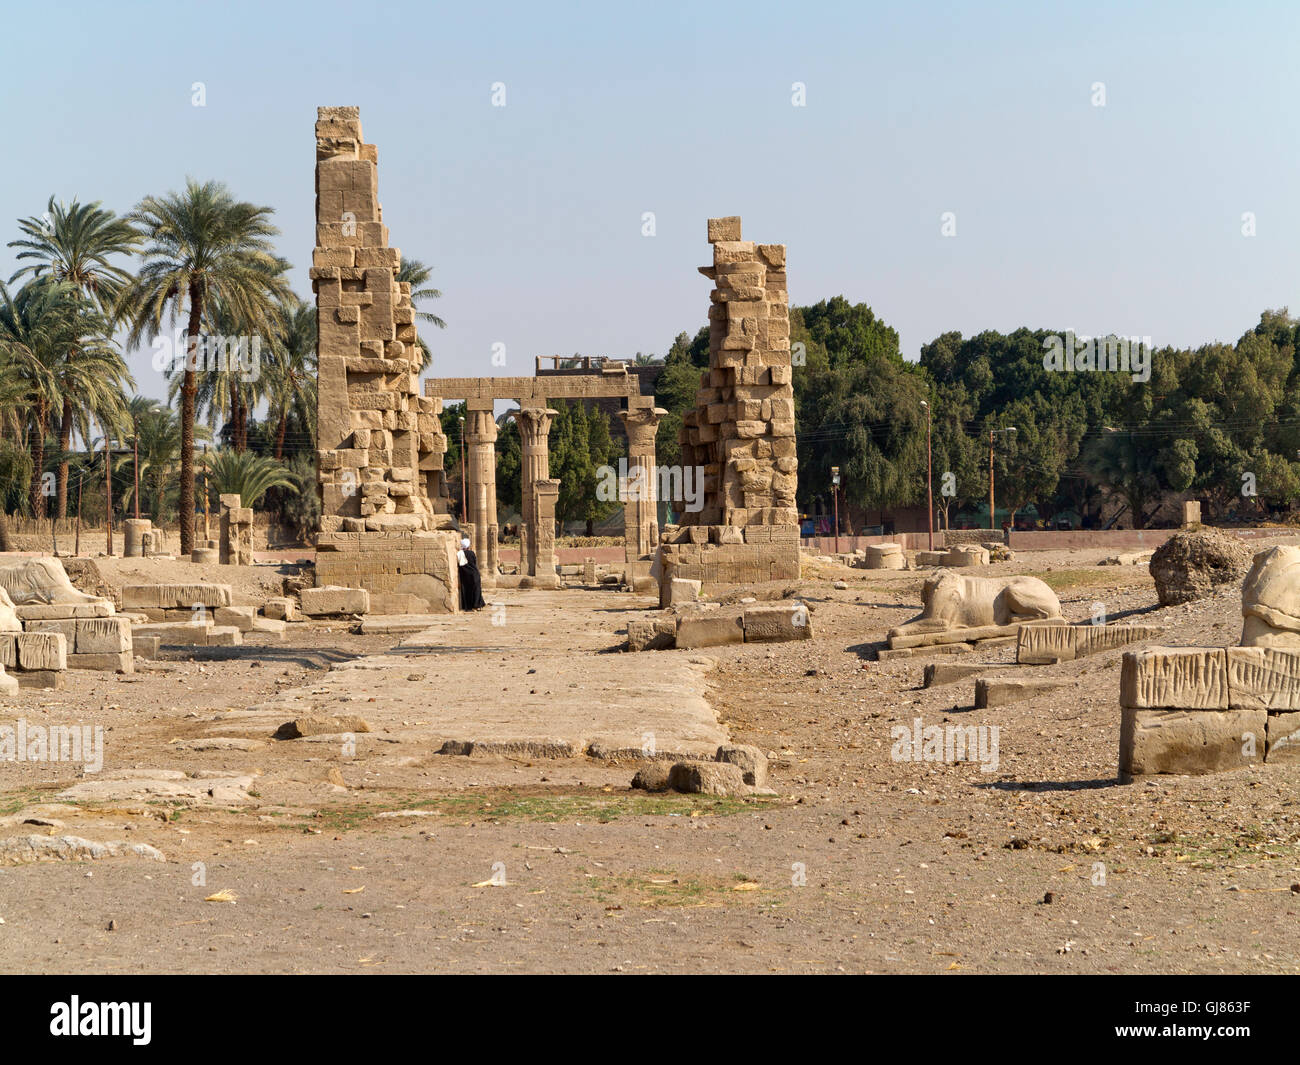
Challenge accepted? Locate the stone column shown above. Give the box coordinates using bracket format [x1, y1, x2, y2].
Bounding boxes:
[123, 519, 151, 558]
[618, 406, 666, 562]
[534, 479, 560, 582]
[509, 407, 558, 576]
[465, 400, 499, 583]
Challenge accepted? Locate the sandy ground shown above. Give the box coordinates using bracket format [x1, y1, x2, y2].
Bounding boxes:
[1, 545, 1299, 973]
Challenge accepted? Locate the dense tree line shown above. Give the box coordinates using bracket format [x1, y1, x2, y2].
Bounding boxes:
[653, 299, 1300, 530]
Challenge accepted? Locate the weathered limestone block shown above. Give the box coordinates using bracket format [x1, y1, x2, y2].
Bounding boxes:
[974, 676, 1071, 708]
[73, 616, 132, 655]
[863, 543, 905, 570]
[121, 584, 232, 610]
[1121, 647, 1228, 709]
[214, 606, 257, 631]
[627, 616, 678, 652]
[0, 557, 104, 608]
[16, 632, 66, 671]
[15, 602, 111, 620]
[667, 760, 746, 796]
[1266, 712, 1300, 763]
[923, 662, 991, 688]
[661, 577, 701, 608]
[943, 545, 989, 567]
[889, 573, 1060, 648]
[1119, 707, 1263, 780]
[300, 586, 370, 616]
[1226, 646, 1300, 711]
[742, 602, 812, 642]
[915, 550, 948, 567]
[1017, 622, 1163, 664]
[716, 743, 767, 786]
[67, 651, 132, 673]
[262, 597, 300, 622]
[675, 611, 745, 649]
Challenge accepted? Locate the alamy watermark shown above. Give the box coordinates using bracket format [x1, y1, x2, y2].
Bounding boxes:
[1042, 331, 1151, 383]
[0, 718, 103, 773]
[151, 331, 262, 383]
[596, 461, 705, 513]
[890, 717, 1000, 774]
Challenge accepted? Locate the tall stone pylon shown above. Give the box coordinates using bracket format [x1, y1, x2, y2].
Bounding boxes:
[310, 107, 461, 612]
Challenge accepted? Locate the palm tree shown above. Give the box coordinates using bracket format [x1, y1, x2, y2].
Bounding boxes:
[263, 297, 317, 458]
[9, 197, 139, 516]
[116, 179, 290, 554]
[396, 258, 445, 372]
[181, 297, 272, 452]
[204, 448, 293, 509]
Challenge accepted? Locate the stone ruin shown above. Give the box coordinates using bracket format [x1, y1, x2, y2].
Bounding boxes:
[219, 494, 253, 566]
[310, 106, 460, 613]
[0, 557, 134, 684]
[657, 217, 800, 591]
[1121, 545, 1300, 778]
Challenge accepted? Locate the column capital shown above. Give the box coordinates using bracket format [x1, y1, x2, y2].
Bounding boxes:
[509, 406, 559, 445]
[618, 406, 667, 450]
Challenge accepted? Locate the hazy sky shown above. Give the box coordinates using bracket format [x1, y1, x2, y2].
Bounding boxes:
[2, 0, 1297, 401]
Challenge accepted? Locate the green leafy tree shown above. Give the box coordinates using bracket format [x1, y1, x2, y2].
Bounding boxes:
[396, 258, 446, 372]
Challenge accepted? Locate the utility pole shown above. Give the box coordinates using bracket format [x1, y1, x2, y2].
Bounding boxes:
[202, 443, 209, 542]
[104, 423, 113, 556]
[831, 466, 841, 555]
[133, 414, 140, 521]
[922, 400, 933, 550]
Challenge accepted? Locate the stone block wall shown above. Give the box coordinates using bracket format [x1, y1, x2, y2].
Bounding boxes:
[311, 106, 451, 535]
[677, 216, 798, 530]
[314, 531, 457, 614]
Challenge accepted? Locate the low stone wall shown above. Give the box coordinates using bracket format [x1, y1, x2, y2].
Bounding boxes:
[314, 530, 458, 614]
[659, 524, 800, 585]
[1010, 527, 1298, 551]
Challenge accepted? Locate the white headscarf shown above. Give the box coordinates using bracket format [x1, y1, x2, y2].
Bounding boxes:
[461, 537, 471, 550]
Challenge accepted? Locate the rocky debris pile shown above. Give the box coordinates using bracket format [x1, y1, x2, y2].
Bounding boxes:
[1149, 528, 1254, 606]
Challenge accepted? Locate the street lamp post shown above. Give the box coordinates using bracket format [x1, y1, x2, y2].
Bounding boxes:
[988, 426, 1017, 532]
[831, 466, 841, 555]
[921, 400, 933, 551]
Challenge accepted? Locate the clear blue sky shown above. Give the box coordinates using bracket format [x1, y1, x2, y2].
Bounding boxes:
[1, 0, 1297, 401]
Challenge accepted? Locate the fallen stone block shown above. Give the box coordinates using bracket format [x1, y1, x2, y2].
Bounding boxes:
[975, 676, 1071, 708]
[1119, 706, 1265, 780]
[276, 714, 372, 738]
[262, 597, 301, 622]
[667, 760, 747, 796]
[66, 651, 133, 673]
[877, 643, 974, 662]
[915, 550, 947, 567]
[944, 546, 989, 567]
[627, 616, 677, 652]
[0, 669, 16, 695]
[923, 662, 991, 687]
[1017, 621, 1162, 664]
[741, 602, 812, 642]
[301, 586, 370, 616]
[15, 670, 61, 690]
[133, 635, 160, 659]
[675, 612, 744, 649]
[661, 577, 702, 608]
[1121, 647, 1227, 709]
[214, 605, 257, 631]
[631, 762, 673, 792]
[716, 743, 767, 786]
